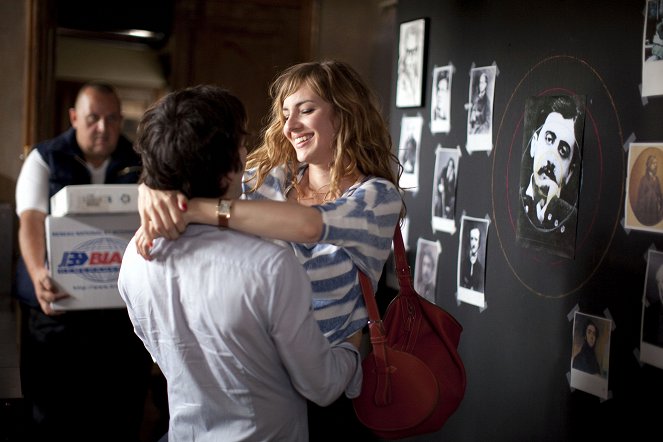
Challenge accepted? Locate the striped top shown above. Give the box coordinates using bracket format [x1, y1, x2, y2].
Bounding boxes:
[243, 165, 402, 344]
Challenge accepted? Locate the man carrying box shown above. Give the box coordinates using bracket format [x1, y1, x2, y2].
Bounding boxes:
[14, 82, 153, 441]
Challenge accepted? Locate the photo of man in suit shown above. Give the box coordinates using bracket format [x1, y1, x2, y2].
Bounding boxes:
[517, 94, 586, 259]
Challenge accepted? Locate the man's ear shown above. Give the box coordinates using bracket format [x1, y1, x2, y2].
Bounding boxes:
[68, 108, 77, 128]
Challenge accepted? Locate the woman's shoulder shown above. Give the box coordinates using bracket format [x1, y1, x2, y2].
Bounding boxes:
[354, 175, 400, 198]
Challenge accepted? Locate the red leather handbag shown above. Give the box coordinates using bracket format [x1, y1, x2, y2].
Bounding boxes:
[353, 227, 467, 440]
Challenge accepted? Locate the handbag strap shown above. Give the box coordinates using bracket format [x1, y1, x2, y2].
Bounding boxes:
[392, 226, 414, 294]
[357, 224, 412, 407]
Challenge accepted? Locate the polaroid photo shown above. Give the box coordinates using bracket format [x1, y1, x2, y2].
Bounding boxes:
[431, 65, 453, 133]
[431, 145, 459, 234]
[457, 215, 489, 308]
[398, 114, 424, 192]
[414, 237, 442, 304]
[570, 312, 611, 400]
[466, 65, 496, 152]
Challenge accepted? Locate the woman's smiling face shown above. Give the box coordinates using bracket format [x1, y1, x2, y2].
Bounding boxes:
[282, 84, 337, 166]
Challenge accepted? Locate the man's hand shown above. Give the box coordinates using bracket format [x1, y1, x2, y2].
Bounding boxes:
[32, 267, 68, 316]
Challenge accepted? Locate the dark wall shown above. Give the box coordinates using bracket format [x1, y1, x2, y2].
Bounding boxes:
[391, 1, 663, 441]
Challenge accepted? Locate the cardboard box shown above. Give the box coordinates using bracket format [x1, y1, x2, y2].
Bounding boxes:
[46, 214, 139, 310]
[50, 184, 139, 216]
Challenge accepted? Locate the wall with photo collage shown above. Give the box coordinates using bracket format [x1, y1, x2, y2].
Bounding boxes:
[390, 1, 663, 441]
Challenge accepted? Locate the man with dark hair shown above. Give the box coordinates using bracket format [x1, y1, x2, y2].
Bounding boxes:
[572, 319, 601, 375]
[119, 85, 362, 441]
[469, 71, 491, 135]
[14, 82, 152, 441]
[517, 94, 585, 258]
[460, 226, 485, 292]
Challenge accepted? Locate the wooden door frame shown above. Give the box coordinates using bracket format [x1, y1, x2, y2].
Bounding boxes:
[24, 0, 56, 152]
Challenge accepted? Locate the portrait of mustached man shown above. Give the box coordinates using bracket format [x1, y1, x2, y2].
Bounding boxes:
[516, 94, 586, 259]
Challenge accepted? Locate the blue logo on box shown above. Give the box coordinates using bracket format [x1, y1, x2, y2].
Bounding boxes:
[57, 237, 127, 283]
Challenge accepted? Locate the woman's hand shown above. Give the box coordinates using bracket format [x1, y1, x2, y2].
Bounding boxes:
[138, 183, 189, 243]
[133, 225, 155, 260]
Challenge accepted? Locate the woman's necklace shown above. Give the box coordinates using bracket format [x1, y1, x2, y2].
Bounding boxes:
[296, 182, 331, 204]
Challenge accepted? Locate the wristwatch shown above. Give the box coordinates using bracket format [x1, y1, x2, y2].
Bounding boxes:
[217, 199, 233, 228]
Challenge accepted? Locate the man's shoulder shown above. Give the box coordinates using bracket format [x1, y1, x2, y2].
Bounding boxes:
[181, 226, 295, 265]
[35, 128, 77, 156]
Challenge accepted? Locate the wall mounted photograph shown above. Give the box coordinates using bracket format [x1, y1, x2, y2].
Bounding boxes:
[396, 18, 427, 108]
[414, 237, 442, 304]
[432, 145, 459, 234]
[430, 65, 453, 133]
[640, 249, 663, 369]
[516, 94, 586, 259]
[642, 0, 663, 96]
[466, 65, 496, 152]
[625, 142, 663, 233]
[570, 311, 611, 400]
[457, 215, 489, 308]
[398, 114, 424, 192]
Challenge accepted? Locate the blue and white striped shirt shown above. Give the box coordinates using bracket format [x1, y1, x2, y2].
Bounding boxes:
[243, 165, 402, 344]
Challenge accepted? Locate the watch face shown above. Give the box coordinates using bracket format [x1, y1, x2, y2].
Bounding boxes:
[217, 200, 231, 227]
[219, 200, 231, 217]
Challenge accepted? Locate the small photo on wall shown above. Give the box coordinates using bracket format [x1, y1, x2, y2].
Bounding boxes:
[570, 312, 611, 400]
[625, 142, 663, 233]
[642, 0, 663, 97]
[466, 65, 496, 152]
[414, 238, 441, 304]
[398, 114, 424, 192]
[396, 18, 427, 108]
[457, 215, 489, 308]
[640, 249, 663, 369]
[431, 65, 453, 133]
[431, 145, 459, 234]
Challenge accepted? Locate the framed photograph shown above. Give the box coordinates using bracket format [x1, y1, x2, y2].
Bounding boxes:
[625, 142, 663, 233]
[570, 312, 611, 400]
[396, 18, 428, 108]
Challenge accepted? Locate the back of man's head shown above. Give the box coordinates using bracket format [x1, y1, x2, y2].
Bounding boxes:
[135, 85, 248, 199]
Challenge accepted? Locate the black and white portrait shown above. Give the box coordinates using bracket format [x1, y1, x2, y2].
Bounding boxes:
[398, 114, 424, 192]
[466, 65, 496, 152]
[640, 249, 663, 370]
[396, 18, 427, 108]
[431, 65, 452, 133]
[625, 143, 663, 233]
[642, 0, 663, 96]
[457, 216, 489, 308]
[414, 238, 441, 304]
[570, 312, 611, 400]
[432, 145, 459, 234]
[516, 94, 586, 259]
